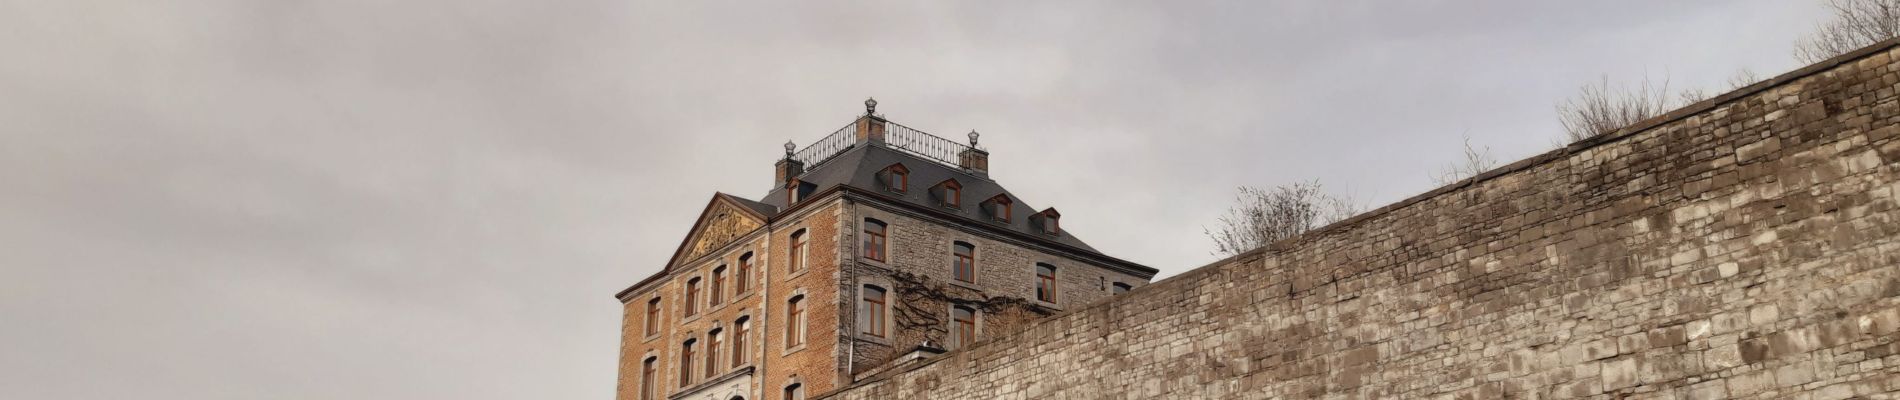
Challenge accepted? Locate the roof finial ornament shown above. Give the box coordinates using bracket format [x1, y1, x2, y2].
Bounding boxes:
[784, 140, 796, 157]
[865, 97, 878, 116]
[968, 130, 980, 147]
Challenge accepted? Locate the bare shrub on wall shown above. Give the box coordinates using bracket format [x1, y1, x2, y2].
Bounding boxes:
[1433, 134, 1499, 185]
[1556, 76, 1672, 142]
[1206, 181, 1359, 256]
[1796, 0, 1900, 63]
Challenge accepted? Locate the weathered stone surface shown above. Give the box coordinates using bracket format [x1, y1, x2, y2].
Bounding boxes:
[819, 40, 1900, 400]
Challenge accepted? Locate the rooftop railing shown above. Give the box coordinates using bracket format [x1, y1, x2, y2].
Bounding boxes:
[788, 117, 981, 170]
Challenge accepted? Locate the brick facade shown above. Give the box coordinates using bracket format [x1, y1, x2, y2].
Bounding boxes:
[818, 41, 1900, 399]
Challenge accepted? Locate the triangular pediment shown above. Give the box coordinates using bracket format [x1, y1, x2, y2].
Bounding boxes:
[667, 194, 768, 269]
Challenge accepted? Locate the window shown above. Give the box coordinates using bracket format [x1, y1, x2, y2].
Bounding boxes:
[732, 317, 749, 367]
[641, 357, 657, 400]
[937, 179, 963, 208]
[788, 230, 807, 273]
[706, 329, 723, 377]
[736, 252, 753, 293]
[951, 306, 976, 350]
[645, 298, 662, 336]
[860, 285, 887, 338]
[1113, 282, 1132, 294]
[862, 218, 887, 262]
[684, 278, 701, 317]
[783, 383, 804, 400]
[884, 163, 909, 192]
[1040, 209, 1061, 235]
[710, 266, 726, 306]
[1036, 263, 1056, 303]
[952, 242, 976, 283]
[786, 296, 806, 348]
[680, 339, 696, 387]
[983, 195, 1013, 222]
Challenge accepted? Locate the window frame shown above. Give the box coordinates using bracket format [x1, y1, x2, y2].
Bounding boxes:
[788, 230, 807, 274]
[784, 383, 804, 400]
[860, 284, 888, 338]
[679, 338, 697, 387]
[736, 252, 753, 294]
[644, 297, 662, 338]
[950, 305, 978, 350]
[641, 356, 658, 400]
[1035, 263, 1057, 303]
[885, 163, 909, 192]
[731, 317, 749, 367]
[785, 295, 806, 349]
[705, 328, 723, 377]
[952, 241, 976, 284]
[862, 218, 887, 262]
[710, 265, 726, 307]
[684, 277, 701, 317]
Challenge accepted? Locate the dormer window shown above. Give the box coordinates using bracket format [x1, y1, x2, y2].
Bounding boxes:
[933, 179, 963, 208]
[1036, 208, 1061, 235]
[981, 194, 1012, 222]
[882, 163, 909, 193]
[786, 179, 816, 204]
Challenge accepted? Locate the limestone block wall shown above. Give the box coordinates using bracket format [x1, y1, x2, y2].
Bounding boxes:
[819, 41, 1900, 400]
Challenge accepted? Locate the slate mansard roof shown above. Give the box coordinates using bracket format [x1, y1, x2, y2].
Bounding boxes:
[758, 143, 1104, 253]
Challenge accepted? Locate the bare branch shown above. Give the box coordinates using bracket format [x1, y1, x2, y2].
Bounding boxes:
[1556, 75, 1673, 142]
[1796, 0, 1900, 63]
[1205, 181, 1360, 256]
[1433, 134, 1499, 185]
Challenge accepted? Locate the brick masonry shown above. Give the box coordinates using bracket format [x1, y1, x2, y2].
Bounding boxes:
[817, 41, 1900, 399]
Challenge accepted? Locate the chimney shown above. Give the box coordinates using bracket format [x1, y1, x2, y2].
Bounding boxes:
[776, 140, 804, 186]
[854, 97, 886, 144]
[959, 130, 989, 176]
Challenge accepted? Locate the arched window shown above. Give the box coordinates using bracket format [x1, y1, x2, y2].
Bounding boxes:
[952, 242, 976, 283]
[679, 339, 697, 386]
[1113, 282, 1132, 294]
[1035, 263, 1057, 303]
[788, 230, 807, 274]
[951, 306, 976, 350]
[860, 285, 887, 338]
[862, 218, 887, 262]
[732, 317, 750, 367]
[645, 297, 662, 337]
[783, 383, 804, 400]
[641, 356, 658, 400]
[705, 329, 723, 377]
[736, 252, 753, 293]
[710, 266, 726, 306]
[684, 278, 701, 316]
[785, 295, 806, 348]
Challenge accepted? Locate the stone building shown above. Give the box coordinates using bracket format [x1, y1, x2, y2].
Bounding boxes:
[612, 100, 1158, 400]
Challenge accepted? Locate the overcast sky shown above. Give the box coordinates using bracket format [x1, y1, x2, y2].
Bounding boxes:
[0, 1, 1836, 399]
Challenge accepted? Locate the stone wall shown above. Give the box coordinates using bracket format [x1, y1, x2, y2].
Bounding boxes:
[841, 200, 1148, 379]
[818, 41, 1900, 399]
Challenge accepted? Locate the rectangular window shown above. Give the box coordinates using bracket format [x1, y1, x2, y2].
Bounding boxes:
[952, 306, 976, 350]
[684, 278, 700, 317]
[789, 231, 806, 273]
[1036, 264, 1056, 303]
[641, 358, 656, 400]
[953, 242, 975, 283]
[732, 319, 748, 367]
[736, 254, 753, 293]
[705, 331, 722, 377]
[786, 297, 805, 348]
[784, 384, 804, 400]
[679, 341, 695, 387]
[863, 219, 887, 262]
[710, 267, 726, 306]
[645, 298, 661, 336]
[861, 286, 887, 338]
[946, 186, 960, 207]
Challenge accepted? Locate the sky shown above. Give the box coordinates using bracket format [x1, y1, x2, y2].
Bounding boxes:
[0, 1, 1837, 399]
